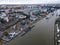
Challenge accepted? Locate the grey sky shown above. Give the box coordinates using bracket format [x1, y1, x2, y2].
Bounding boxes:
[0, 0, 60, 4]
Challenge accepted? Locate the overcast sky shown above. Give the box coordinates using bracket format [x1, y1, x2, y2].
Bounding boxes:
[0, 0, 60, 4]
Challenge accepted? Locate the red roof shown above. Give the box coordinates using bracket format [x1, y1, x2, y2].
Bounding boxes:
[40, 13, 46, 16]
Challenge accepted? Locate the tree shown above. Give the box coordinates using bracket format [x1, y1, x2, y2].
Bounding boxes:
[3, 31, 9, 36]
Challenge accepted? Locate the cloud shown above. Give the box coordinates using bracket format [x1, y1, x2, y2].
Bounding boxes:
[28, 0, 60, 4]
[0, 0, 60, 4]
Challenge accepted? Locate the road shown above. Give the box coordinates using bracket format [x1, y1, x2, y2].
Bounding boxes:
[5, 10, 58, 45]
